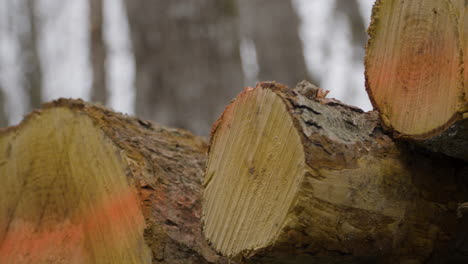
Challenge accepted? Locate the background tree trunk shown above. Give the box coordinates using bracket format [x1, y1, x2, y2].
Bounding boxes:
[0, 88, 7, 127]
[23, 0, 42, 111]
[124, 0, 244, 136]
[236, 0, 315, 87]
[0, 99, 228, 264]
[333, 0, 367, 60]
[90, 0, 107, 105]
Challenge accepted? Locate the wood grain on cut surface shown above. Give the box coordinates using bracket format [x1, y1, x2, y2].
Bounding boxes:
[366, 0, 464, 137]
[203, 81, 468, 263]
[0, 108, 150, 263]
[450, 0, 467, 104]
[0, 100, 226, 264]
[204, 87, 305, 257]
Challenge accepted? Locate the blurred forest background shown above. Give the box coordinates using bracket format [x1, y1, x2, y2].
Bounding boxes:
[0, 0, 375, 136]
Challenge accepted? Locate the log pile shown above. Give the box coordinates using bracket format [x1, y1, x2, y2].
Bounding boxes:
[0, 100, 225, 264]
[365, 0, 467, 161]
[202, 0, 468, 262]
[202, 81, 468, 263]
[0, 0, 466, 263]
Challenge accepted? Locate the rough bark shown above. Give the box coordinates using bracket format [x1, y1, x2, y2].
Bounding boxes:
[418, 118, 468, 162]
[203, 81, 468, 263]
[90, 0, 108, 105]
[0, 99, 228, 263]
[124, 0, 244, 136]
[365, 0, 467, 160]
[236, 0, 314, 87]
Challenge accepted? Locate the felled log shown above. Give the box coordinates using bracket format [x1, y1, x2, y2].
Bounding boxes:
[450, 0, 467, 93]
[0, 99, 226, 264]
[202, 81, 468, 263]
[365, 0, 467, 161]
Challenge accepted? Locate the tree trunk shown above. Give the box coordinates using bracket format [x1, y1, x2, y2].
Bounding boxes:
[0, 87, 7, 127]
[90, 0, 107, 105]
[333, 0, 367, 60]
[203, 81, 468, 263]
[23, 0, 43, 111]
[124, 0, 244, 136]
[236, 0, 315, 87]
[0, 99, 228, 264]
[365, 0, 467, 160]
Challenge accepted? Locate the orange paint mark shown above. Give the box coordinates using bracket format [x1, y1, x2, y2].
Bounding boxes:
[369, 38, 458, 91]
[367, 35, 461, 131]
[0, 188, 144, 263]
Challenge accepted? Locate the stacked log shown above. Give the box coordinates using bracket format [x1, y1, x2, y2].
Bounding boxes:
[0, 99, 225, 264]
[202, 81, 468, 263]
[0, 0, 466, 263]
[365, 0, 467, 161]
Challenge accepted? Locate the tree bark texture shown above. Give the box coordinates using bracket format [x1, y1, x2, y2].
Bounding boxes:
[203, 81, 468, 263]
[0, 99, 229, 264]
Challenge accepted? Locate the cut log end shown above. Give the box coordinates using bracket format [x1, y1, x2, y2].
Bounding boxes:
[203, 86, 305, 257]
[365, 0, 466, 138]
[203, 81, 468, 263]
[0, 107, 151, 263]
[0, 99, 221, 264]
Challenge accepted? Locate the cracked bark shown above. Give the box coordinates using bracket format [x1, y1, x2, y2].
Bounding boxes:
[203, 81, 468, 263]
[0, 99, 230, 264]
